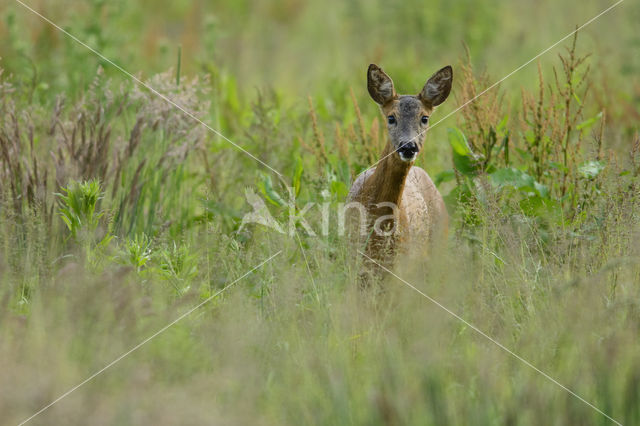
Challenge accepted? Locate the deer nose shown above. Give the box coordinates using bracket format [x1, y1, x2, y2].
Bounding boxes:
[397, 141, 418, 156]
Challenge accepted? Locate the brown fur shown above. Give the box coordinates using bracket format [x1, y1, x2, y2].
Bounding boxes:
[348, 64, 452, 274]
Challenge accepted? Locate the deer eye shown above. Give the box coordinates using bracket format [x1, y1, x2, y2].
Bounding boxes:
[421, 115, 429, 124]
[387, 115, 396, 125]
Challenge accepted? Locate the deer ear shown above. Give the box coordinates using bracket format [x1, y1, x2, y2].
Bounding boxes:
[419, 65, 452, 107]
[367, 64, 397, 105]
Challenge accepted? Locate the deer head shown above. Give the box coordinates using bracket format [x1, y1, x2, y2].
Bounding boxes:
[367, 64, 453, 162]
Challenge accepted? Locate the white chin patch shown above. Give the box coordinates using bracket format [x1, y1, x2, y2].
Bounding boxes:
[398, 152, 417, 162]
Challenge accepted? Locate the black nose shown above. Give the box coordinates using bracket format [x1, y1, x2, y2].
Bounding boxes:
[397, 141, 418, 156]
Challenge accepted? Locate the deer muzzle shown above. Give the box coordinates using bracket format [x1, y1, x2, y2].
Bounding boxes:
[397, 141, 418, 162]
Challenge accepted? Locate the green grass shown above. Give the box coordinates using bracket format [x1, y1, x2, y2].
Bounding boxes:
[1, 0, 640, 425]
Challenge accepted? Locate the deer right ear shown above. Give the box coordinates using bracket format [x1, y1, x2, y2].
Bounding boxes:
[367, 64, 396, 105]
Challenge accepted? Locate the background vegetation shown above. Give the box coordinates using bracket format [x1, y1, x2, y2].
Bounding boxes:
[1, 0, 639, 424]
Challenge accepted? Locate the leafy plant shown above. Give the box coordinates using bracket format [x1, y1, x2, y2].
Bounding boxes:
[56, 179, 104, 240]
[119, 233, 153, 272]
[156, 242, 198, 295]
[441, 32, 605, 231]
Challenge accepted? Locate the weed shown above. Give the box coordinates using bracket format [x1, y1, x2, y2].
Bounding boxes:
[56, 179, 104, 240]
[0, 2, 639, 424]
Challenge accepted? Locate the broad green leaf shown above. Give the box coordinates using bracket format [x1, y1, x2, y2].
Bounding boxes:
[519, 195, 561, 220]
[578, 160, 605, 179]
[447, 127, 479, 176]
[548, 161, 569, 173]
[489, 167, 549, 198]
[259, 175, 286, 207]
[434, 169, 456, 187]
[490, 168, 534, 189]
[533, 181, 549, 198]
[448, 127, 472, 156]
[576, 111, 602, 131]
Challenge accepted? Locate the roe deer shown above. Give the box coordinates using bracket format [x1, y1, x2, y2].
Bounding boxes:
[347, 64, 452, 275]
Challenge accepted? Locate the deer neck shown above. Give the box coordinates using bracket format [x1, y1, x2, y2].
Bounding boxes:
[368, 141, 412, 207]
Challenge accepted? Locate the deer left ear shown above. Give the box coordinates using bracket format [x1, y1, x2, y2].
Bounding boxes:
[419, 65, 453, 107]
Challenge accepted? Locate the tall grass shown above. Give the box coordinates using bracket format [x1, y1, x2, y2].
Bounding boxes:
[1, 0, 639, 425]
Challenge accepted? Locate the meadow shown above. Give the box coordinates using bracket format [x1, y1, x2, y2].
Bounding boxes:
[1, 0, 639, 424]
